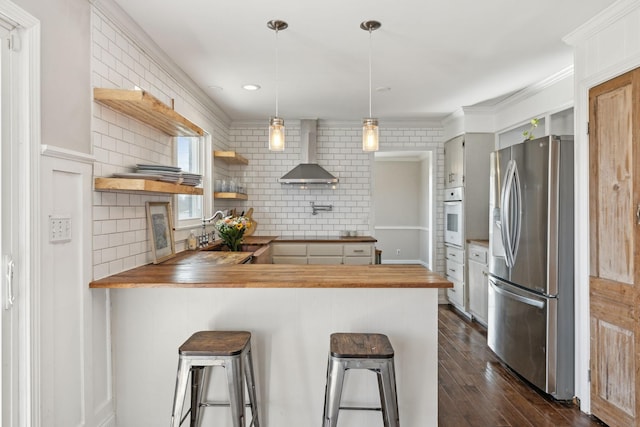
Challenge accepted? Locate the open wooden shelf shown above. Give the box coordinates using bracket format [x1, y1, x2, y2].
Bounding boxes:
[214, 192, 248, 200]
[95, 177, 203, 195]
[93, 88, 205, 137]
[213, 151, 249, 165]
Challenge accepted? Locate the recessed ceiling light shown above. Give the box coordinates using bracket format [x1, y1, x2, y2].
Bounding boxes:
[242, 84, 261, 91]
[376, 86, 391, 92]
[207, 85, 223, 91]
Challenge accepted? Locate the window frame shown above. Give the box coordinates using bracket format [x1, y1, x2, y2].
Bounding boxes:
[174, 134, 212, 231]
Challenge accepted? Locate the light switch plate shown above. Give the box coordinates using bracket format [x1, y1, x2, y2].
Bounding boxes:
[49, 215, 71, 243]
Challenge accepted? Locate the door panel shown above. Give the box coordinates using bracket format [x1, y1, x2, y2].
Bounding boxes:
[510, 137, 551, 294]
[589, 67, 640, 426]
[487, 277, 549, 392]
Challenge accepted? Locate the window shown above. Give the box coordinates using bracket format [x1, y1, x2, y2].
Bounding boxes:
[176, 136, 203, 226]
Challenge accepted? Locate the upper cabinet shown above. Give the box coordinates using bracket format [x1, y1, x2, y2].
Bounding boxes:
[93, 88, 205, 137]
[444, 136, 464, 188]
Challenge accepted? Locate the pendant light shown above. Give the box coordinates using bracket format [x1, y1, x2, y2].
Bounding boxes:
[267, 20, 288, 151]
[361, 20, 381, 152]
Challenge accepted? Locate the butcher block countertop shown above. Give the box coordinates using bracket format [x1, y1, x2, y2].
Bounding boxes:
[89, 262, 451, 289]
[161, 251, 253, 265]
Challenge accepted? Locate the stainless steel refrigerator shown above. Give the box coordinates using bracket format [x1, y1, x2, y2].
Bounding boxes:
[487, 135, 574, 400]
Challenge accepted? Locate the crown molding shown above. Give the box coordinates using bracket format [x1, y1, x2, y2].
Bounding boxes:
[563, 0, 639, 46]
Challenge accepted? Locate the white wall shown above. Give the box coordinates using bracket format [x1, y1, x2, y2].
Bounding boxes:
[563, 0, 640, 414]
[14, 0, 91, 154]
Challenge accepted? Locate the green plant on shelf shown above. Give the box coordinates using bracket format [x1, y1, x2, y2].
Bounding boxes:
[522, 118, 540, 140]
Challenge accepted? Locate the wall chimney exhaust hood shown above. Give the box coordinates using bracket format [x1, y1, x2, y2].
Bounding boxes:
[279, 119, 339, 185]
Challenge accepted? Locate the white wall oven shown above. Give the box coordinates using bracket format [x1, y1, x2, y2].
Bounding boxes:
[444, 187, 463, 247]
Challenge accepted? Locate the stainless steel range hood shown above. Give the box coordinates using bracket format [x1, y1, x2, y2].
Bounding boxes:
[279, 119, 339, 185]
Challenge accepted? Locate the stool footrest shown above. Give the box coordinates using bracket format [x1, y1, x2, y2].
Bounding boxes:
[199, 401, 254, 408]
[339, 406, 382, 411]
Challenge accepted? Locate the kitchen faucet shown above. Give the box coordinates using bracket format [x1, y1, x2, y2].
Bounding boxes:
[199, 210, 226, 246]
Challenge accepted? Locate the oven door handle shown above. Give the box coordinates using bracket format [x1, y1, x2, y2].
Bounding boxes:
[490, 280, 545, 309]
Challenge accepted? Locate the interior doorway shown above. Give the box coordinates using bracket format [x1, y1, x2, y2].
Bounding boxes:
[373, 151, 433, 268]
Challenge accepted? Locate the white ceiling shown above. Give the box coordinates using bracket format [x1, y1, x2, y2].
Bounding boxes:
[113, 0, 615, 123]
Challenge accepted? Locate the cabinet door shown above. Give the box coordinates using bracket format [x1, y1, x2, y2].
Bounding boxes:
[272, 243, 307, 256]
[447, 277, 464, 309]
[468, 258, 488, 325]
[344, 256, 372, 265]
[272, 256, 307, 265]
[444, 135, 464, 188]
[308, 256, 343, 265]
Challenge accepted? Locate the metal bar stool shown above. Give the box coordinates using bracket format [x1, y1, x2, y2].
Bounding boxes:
[170, 331, 260, 427]
[322, 333, 400, 427]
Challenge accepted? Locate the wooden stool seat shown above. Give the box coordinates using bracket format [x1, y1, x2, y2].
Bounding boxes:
[179, 331, 251, 356]
[330, 333, 394, 359]
[171, 330, 260, 427]
[323, 332, 400, 427]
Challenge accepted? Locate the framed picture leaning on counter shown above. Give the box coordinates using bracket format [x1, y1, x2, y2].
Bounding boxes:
[146, 201, 175, 263]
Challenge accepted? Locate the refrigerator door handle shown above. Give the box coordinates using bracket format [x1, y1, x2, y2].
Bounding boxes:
[490, 280, 545, 309]
[500, 160, 515, 267]
[500, 159, 522, 268]
[511, 161, 522, 264]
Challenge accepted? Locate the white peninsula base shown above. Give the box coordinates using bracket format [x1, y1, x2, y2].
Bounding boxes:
[109, 288, 439, 426]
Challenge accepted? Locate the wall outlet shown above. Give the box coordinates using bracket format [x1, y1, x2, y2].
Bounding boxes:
[396, 249, 401, 255]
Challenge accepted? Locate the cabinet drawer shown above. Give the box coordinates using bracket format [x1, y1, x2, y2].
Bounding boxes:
[468, 246, 487, 264]
[446, 260, 464, 282]
[272, 256, 307, 265]
[308, 256, 343, 265]
[344, 256, 372, 265]
[447, 278, 464, 307]
[308, 244, 343, 256]
[445, 246, 464, 263]
[272, 244, 307, 256]
[344, 244, 372, 257]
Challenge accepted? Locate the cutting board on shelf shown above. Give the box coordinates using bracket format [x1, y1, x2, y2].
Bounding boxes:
[245, 207, 258, 236]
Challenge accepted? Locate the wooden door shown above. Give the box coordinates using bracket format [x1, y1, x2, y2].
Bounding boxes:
[589, 67, 640, 426]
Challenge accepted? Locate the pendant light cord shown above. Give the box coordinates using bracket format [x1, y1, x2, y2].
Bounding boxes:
[275, 27, 280, 117]
[368, 27, 372, 118]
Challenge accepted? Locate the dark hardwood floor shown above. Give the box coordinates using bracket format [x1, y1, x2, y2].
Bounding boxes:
[438, 305, 607, 427]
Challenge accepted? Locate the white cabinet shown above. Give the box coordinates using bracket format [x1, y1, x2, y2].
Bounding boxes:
[308, 243, 343, 265]
[443, 133, 494, 314]
[468, 243, 489, 326]
[444, 136, 464, 188]
[271, 242, 375, 265]
[445, 246, 465, 310]
[272, 243, 307, 264]
[343, 244, 373, 265]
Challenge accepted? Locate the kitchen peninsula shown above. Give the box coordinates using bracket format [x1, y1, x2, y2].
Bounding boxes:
[90, 246, 451, 426]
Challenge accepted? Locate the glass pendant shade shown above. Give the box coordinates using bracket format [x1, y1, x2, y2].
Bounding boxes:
[269, 117, 285, 151]
[362, 118, 379, 152]
[361, 20, 381, 152]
